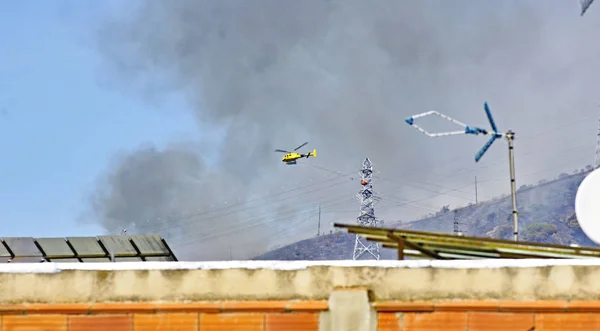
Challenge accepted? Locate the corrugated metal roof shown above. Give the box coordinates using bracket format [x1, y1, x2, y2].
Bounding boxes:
[333, 223, 600, 259]
[0, 235, 177, 263]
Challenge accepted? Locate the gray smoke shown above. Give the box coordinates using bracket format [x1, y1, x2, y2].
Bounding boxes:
[87, 0, 600, 259]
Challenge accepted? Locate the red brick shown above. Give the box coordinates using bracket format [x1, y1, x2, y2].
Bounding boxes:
[435, 301, 499, 312]
[567, 301, 600, 312]
[25, 303, 90, 314]
[90, 303, 155, 314]
[69, 314, 132, 331]
[499, 300, 567, 312]
[285, 301, 328, 312]
[378, 313, 401, 331]
[467, 312, 534, 330]
[200, 313, 264, 331]
[220, 301, 287, 313]
[373, 301, 434, 312]
[265, 313, 319, 331]
[134, 313, 198, 331]
[2, 314, 67, 331]
[402, 312, 467, 331]
[154, 303, 219, 313]
[535, 313, 600, 330]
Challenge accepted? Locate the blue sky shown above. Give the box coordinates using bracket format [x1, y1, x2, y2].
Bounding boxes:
[0, 1, 202, 237]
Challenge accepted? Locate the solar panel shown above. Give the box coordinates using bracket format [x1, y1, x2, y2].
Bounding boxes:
[131, 234, 170, 256]
[80, 257, 111, 263]
[98, 235, 137, 257]
[3, 237, 42, 257]
[47, 258, 80, 262]
[144, 256, 176, 262]
[0, 235, 175, 262]
[36, 238, 75, 258]
[115, 257, 143, 262]
[67, 237, 106, 257]
[10, 257, 44, 263]
[0, 241, 11, 258]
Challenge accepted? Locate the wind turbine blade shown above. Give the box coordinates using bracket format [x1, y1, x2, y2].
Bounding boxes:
[581, 0, 595, 16]
[475, 135, 498, 162]
[484, 102, 498, 133]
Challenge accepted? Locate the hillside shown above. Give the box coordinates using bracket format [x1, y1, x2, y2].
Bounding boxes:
[254, 168, 596, 260]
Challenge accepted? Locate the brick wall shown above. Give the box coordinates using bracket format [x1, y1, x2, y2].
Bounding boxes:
[0, 301, 327, 331]
[376, 300, 600, 330]
[3, 296, 600, 330]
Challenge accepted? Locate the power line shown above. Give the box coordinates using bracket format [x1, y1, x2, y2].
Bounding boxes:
[352, 158, 382, 260]
[158, 144, 596, 245]
[122, 125, 599, 253]
[168, 191, 354, 248]
[141, 117, 597, 236]
[136, 171, 356, 235]
[170, 150, 596, 257]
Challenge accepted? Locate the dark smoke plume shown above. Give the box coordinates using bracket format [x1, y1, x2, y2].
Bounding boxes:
[87, 0, 600, 260]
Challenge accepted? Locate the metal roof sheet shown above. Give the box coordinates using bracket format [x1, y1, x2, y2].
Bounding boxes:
[334, 223, 600, 259]
[0, 235, 177, 262]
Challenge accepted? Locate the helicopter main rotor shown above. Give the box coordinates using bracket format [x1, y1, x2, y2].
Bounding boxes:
[274, 142, 308, 153]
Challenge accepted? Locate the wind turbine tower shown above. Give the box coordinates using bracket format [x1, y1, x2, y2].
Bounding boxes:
[352, 158, 383, 260]
[595, 110, 600, 169]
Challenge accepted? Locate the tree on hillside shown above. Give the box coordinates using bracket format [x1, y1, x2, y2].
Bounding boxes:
[522, 223, 558, 243]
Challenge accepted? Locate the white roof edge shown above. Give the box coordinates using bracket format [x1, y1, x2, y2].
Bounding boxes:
[1, 259, 600, 273]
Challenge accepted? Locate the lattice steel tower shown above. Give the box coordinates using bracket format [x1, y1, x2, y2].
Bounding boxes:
[352, 158, 383, 260]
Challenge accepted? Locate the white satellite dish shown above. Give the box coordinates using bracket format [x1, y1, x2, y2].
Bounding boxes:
[575, 168, 600, 244]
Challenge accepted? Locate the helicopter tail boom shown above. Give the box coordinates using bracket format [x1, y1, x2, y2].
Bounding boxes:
[308, 149, 317, 158]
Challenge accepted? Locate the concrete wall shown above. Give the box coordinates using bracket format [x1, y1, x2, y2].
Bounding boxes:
[2, 259, 600, 330]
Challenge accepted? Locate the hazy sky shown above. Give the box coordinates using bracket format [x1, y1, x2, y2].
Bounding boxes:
[0, 1, 200, 237]
[1, 1, 600, 260]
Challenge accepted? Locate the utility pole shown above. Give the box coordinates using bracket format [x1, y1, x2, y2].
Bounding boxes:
[317, 205, 321, 236]
[475, 176, 478, 204]
[453, 210, 460, 235]
[507, 131, 519, 241]
[453, 207, 466, 236]
[405, 102, 519, 241]
[352, 158, 382, 260]
[594, 108, 600, 169]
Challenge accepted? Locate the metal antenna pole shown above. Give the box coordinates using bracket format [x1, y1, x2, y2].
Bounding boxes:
[475, 176, 478, 204]
[453, 210, 459, 235]
[506, 131, 519, 241]
[453, 207, 467, 236]
[352, 158, 382, 260]
[594, 109, 600, 169]
[317, 205, 322, 236]
[406, 102, 520, 241]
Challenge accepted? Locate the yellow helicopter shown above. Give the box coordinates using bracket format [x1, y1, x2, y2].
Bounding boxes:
[275, 142, 317, 165]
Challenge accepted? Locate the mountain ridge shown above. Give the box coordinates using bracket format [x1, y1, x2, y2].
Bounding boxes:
[254, 167, 596, 260]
